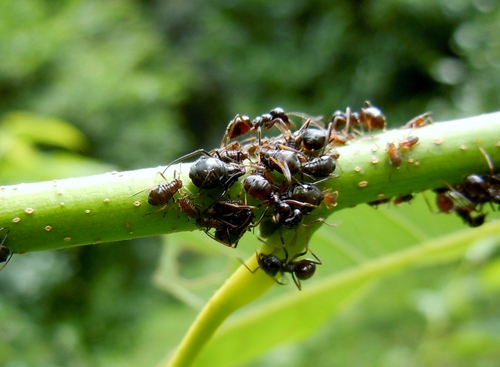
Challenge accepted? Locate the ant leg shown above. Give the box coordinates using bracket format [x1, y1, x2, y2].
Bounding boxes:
[162, 149, 213, 175]
[0, 229, 13, 271]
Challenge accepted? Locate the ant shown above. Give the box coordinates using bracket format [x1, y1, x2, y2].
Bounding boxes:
[258, 145, 302, 183]
[189, 155, 246, 190]
[1, 228, 12, 271]
[433, 183, 487, 227]
[196, 200, 255, 247]
[245, 235, 322, 290]
[332, 101, 386, 135]
[221, 107, 293, 147]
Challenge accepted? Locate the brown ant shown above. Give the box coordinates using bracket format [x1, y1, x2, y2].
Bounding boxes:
[0, 228, 12, 271]
[332, 101, 386, 136]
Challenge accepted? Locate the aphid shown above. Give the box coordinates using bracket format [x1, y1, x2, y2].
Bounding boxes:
[322, 189, 339, 209]
[147, 171, 183, 207]
[387, 142, 402, 168]
[404, 112, 432, 129]
[0, 228, 12, 271]
[176, 197, 200, 220]
[398, 136, 419, 151]
[255, 246, 322, 291]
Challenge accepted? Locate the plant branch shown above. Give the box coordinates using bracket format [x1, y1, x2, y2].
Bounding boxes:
[1, 112, 499, 254]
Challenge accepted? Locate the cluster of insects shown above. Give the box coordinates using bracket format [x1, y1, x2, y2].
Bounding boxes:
[142, 105, 372, 288]
[137, 103, 496, 289]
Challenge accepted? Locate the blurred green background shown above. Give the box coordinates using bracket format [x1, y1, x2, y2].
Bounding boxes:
[1, 1, 500, 366]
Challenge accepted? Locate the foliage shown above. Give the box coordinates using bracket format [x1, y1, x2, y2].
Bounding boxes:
[1, 1, 500, 366]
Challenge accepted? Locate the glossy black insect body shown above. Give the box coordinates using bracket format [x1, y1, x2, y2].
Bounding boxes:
[281, 183, 325, 214]
[256, 247, 322, 291]
[301, 155, 336, 178]
[259, 147, 301, 182]
[243, 174, 276, 201]
[197, 200, 255, 247]
[189, 156, 245, 190]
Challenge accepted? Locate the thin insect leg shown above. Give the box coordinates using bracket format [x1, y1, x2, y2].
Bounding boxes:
[162, 149, 213, 175]
[0, 228, 13, 271]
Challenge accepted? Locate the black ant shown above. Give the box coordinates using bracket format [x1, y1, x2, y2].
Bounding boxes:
[1, 228, 12, 271]
[189, 155, 246, 190]
[434, 182, 487, 227]
[196, 200, 255, 247]
[245, 236, 322, 290]
[221, 107, 293, 147]
[258, 145, 301, 183]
